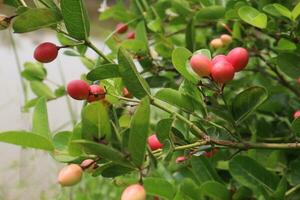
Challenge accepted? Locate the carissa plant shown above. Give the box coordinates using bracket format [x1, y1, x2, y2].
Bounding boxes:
[2, 0, 300, 199]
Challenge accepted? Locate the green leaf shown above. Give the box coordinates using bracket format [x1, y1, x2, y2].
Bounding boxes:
[30, 81, 56, 99]
[274, 38, 297, 52]
[238, 6, 268, 29]
[86, 64, 120, 81]
[195, 6, 225, 20]
[118, 47, 150, 99]
[81, 101, 112, 141]
[191, 156, 221, 183]
[155, 88, 193, 112]
[96, 163, 133, 178]
[287, 159, 300, 186]
[21, 62, 46, 81]
[231, 86, 268, 123]
[172, 47, 198, 84]
[4, 0, 22, 7]
[13, 8, 61, 33]
[277, 53, 300, 79]
[229, 155, 280, 193]
[74, 140, 133, 168]
[193, 49, 211, 59]
[185, 18, 195, 52]
[61, 0, 90, 40]
[292, 117, 300, 137]
[53, 131, 72, 151]
[0, 131, 54, 151]
[32, 97, 51, 139]
[128, 97, 150, 167]
[179, 179, 201, 200]
[156, 118, 173, 143]
[273, 3, 292, 19]
[144, 177, 175, 199]
[292, 2, 300, 20]
[200, 181, 230, 200]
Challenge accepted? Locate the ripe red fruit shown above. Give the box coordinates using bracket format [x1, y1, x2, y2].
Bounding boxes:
[294, 110, 300, 119]
[58, 164, 83, 186]
[203, 148, 219, 158]
[121, 184, 146, 200]
[127, 31, 135, 39]
[87, 85, 106, 103]
[227, 47, 249, 72]
[211, 60, 235, 83]
[189, 54, 212, 77]
[175, 156, 186, 163]
[220, 34, 232, 45]
[147, 134, 163, 151]
[34, 42, 58, 63]
[212, 55, 228, 66]
[116, 23, 128, 34]
[210, 38, 223, 48]
[67, 80, 90, 100]
[123, 87, 133, 98]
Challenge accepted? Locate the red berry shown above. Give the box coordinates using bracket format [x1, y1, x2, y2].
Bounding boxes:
[127, 31, 135, 39]
[58, 164, 83, 187]
[175, 156, 186, 163]
[190, 54, 212, 77]
[87, 85, 106, 103]
[212, 55, 228, 66]
[116, 23, 128, 34]
[227, 47, 249, 72]
[147, 134, 163, 151]
[203, 148, 219, 158]
[121, 184, 146, 200]
[211, 60, 235, 83]
[294, 110, 300, 119]
[34, 42, 58, 63]
[123, 87, 133, 98]
[67, 80, 90, 100]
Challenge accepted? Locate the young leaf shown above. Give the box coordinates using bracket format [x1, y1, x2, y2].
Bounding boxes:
[128, 97, 150, 167]
[0, 131, 54, 151]
[238, 6, 268, 29]
[118, 47, 150, 99]
[53, 131, 72, 151]
[60, 0, 90, 40]
[86, 64, 120, 81]
[229, 155, 280, 193]
[30, 81, 56, 99]
[231, 86, 268, 124]
[21, 62, 46, 81]
[292, 2, 300, 20]
[273, 3, 292, 19]
[13, 8, 61, 33]
[200, 181, 230, 200]
[144, 177, 175, 199]
[32, 97, 51, 139]
[172, 47, 198, 84]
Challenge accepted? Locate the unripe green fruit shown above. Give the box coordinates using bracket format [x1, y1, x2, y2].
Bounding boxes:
[189, 54, 212, 77]
[210, 38, 223, 48]
[121, 184, 146, 200]
[58, 164, 82, 187]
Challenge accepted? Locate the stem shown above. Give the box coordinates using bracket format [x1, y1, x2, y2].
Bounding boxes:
[85, 40, 113, 63]
[285, 184, 300, 197]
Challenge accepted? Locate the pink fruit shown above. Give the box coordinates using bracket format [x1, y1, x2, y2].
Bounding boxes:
[175, 156, 186, 163]
[58, 164, 83, 186]
[212, 55, 228, 66]
[210, 38, 223, 48]
[121, 184, 146, 200]
[127, 31, 135, 39]
[294, 111, 300, 119]
[123, 87, 133, 98]
[87, 85, 106, 103]
[147, 134, 163, 151]
[211, 60, 235, 83]
[80, 159, 97, 170]
[189, 54, 212, 77]
[226, 47, 249, 72]
[67, 80, 90, 100]
[116, 23, 128, 34]
[220, 34, 232, 45]
[34, 42, 58, 63]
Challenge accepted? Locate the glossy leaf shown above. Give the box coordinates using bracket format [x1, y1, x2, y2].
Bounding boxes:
[232, 86, 268, 123]
[191, 156, 221, 183]
[144, 177, 175, 199]
[128, 97, 150, 167]
[61, 0, 90, 40]
[156, 118, 173, 143]
[200, 181, 230, 200]
[53, 131, 72, 151]
[238, 6, 268, 28]
[277, 53, 300, 79]
[292, 2, 300, 20]
[273, 3, 292, 19]
[32, 97, 51, 139]
[86, 64, 120, 81]
[195, 6, 225, 20]
[30, 81, 56, 99]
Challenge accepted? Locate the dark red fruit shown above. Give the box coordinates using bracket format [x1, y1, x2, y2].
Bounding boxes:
[147, 134, 163, 151]
[226, 47, 249, 72]
[212, 55, 228, 66]
[203, 148, 219, 158]
[126, 31, 135, 39]
[116, 23, 128, 34]
[123, 87, 133, 98]
[67, 80, 90, 100]
[34, 42, 58, 63]
[87, 85, 106, 103]
[189, 54, 212, 77]
[211, 60, 235, 83]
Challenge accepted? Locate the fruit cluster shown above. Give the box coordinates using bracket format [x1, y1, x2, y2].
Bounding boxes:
[190, 47, 249, 83]
[116, 23, 135, 40]
[210, 34, 232, 48]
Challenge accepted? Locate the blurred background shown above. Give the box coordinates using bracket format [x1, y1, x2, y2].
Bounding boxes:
[0, 1, 122, 199]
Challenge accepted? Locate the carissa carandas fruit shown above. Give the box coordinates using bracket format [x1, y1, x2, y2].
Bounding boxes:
[294, 110, 300, 119]
[211, 60, 235, 83]
[147, 134, 163, 151]
[210, 38, 223, 48]
[34, 42, 59, 63]
[226, 47, 249, 72]
[116, 23, 128, 34]
[58, 164, 83, 187]
[67, 80, 90, 100]
[126, 31, 135, 39]
[189, 54, 212, 77]
[87, 85, 106, 103]
[211, 55, 228, 66]
[121, 184, 146, 200]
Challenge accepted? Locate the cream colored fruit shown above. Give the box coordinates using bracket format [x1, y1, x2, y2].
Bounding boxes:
[210, 38, 223, 48]
[58, 164, 83, 186]
[220, 34, 232, 45]
[121, 184, 146, 200]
